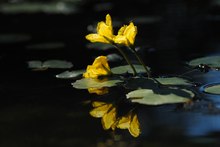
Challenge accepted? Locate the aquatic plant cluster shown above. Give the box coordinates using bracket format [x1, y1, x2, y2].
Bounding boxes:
[71, 14, 197, 137]
[32, 14, 220, 138]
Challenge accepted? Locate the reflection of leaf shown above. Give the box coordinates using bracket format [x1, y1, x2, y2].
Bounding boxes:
[126, 88, 194, 105]
[156, 77, 193, 86]
[112, 65, 149, 74]
[204, 84, 220, 94]
[72, 78, 122, 89]
[27, 60, 73, 69]
[188, 55, 220, 67]
[56, 70, 85, 79]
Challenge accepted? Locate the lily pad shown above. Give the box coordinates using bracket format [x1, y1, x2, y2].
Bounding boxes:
[126, 88, 194, 105]
[56, 70, 85, 79]
[204, 84, 220, 95]
[27, 60, 73, 69]
[72, 78, 123, 89]
[112, 65, 149, 74]
[156, 77, 193, 86]
[107, 53, 123, 62]
[188, 55, 220, 67]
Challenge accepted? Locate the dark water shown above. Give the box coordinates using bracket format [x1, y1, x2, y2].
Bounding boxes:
[1, 0, 220, 146]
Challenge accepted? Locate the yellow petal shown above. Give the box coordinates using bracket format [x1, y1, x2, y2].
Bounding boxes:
[85, 34, 110, 44]
[97, 22, 114, 43]
[114, 35, 129, 46]
[89, 103, 112, 118]
[124, 22, 137, 45]
[116, 114, 131, 129]
[128, 114, 141, 137]
[114, 22, 137, 47]
[105, 14, 112, 27]
[101, 107, 117, 130]
[83, 56, 111, 78]
[88, 87, 109, 95]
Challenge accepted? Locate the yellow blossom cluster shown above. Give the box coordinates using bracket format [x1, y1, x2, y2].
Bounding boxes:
[86, 14, 137, 47]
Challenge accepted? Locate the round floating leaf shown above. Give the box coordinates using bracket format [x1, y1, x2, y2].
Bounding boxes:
[56, 70, 85, 79]
[156, 77, 193, 86]
[204, 84, 220, 94]
[72, 78, 123, 89]
[27, 61, 42, 69]
[86, 42, 113, 50]
[107, 53, 123, 62]
[42, 60, 73, 69]
[26, 42, 65, 50]
[126, 88, 194, 105]
[188, 55, 220, 67]
[0, 34, 31, 43]
[112, 65, 149, 74]
[27, 60, 73, 69]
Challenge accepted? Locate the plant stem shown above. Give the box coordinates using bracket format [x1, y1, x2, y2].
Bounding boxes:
[112, 44, 137, 76]
[129, 46, 163, 86]
[129, 46, 151, 78]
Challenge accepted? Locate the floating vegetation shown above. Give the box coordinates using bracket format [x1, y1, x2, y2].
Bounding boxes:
[28, 60, 73, 70]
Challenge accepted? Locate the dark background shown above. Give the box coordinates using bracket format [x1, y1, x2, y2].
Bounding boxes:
[1, 0, 220, 146]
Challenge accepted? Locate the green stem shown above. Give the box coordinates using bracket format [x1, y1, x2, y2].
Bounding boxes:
[112, 44, 137, 76]
[129, 46, 163, 86]
[129, 46, 151, 78]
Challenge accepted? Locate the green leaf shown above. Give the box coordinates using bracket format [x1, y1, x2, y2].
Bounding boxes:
[204, 84, 220, 94]
[107, 53, 122, 62]
[111, 65, 149, 74]
[72, 78, 123, 89]
[188, 55, 220, 67]
[156, 77, 193, 86]
[27, 60, 73, 69]
[126, 88, 194, 105]
[56, 70, 85, 79]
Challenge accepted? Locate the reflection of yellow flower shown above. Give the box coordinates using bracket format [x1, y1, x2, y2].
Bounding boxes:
[86, 14, 114, 44]
[114, 22, 137, 47]
[90, 101, 117, 130]
[88, 87, 109, 95]
[83, 56, 112, 78]
[116, 111, 140, 137]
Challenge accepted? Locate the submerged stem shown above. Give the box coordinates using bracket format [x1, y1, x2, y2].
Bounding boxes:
[112, 44, 137, 76]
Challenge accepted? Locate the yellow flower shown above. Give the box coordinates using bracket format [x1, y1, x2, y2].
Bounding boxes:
[86, 14, 114, 44]
[114, 22, 137, 47]
[83, 56, 112, 78]
[116, 112, 141, 137]
[89, 101, 117, 130]
[88, 87, 109, 95]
